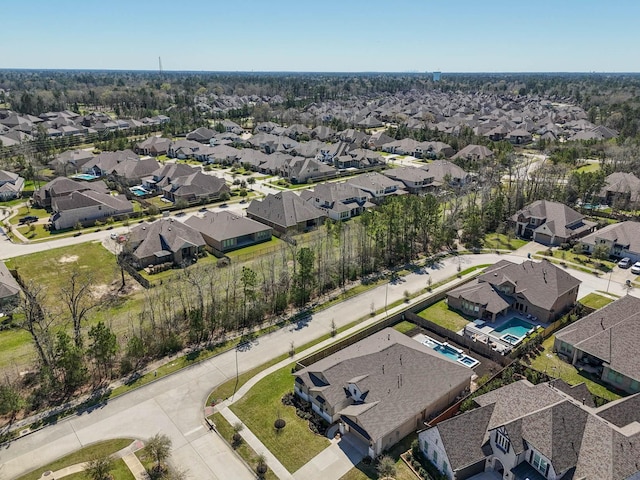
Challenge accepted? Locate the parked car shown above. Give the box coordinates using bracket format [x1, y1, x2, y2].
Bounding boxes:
[618, 257, 632, 269]
[18, 215, 38, 225]
[631, 262, 640, 275]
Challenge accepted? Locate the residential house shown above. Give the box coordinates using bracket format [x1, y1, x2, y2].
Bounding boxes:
[451, 144, 494, 163]
[295, 328, 472, 458]
[0, 261, 21, 313]
[510, 200, 596, 246]
[418, 378, 640, 480]
[205, 144, 241, 165]
[162, 170, 230, 204]
[381, 138, 421, 156]
[49, 150, 95, 174]
[185, 210, 272, 253]
[246, 191, 326, 235]
[383, 166, 435, 194]
[507, 128, 533, 145]
[416, 141, 454, 159]
[281, 157, 337, 184]
[82, 150, 140, 177]
[422, 160, 470, 188]
[50, 190, 133, 230]
[128, 218, 206, 268]
[186, 127, 217, 143]
[142, 163, 195, 193]
[447, 259, 581, 322]
[347, 172, 406, 202]
[135, 136, 172, 156]
[220, 120, 243, 134]
[554, 295, 640, 394]
[368, 131, 395, 149]
[598, 172, 640, 209]
[109, 157, 161, 186]
[34, 177, 110, 208]
[579, 221, 640, 262]
[0, 170, 25, 200]
[310, 125, 336, 141]
[167, 139, 205, 159]
[300, 182, 372, 221]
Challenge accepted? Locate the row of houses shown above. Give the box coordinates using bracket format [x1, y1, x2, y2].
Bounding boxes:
[0, 108, 169, 148]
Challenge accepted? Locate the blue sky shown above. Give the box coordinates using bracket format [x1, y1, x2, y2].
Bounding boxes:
[4, 0, 639, 72]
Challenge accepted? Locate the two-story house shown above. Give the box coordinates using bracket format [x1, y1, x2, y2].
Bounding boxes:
[419, 379, 640, 480]
[510, 200, 596, 246]
[299, 182, 372, 221]
[447, 259, 581, 323]
[383, 166, 435, 194]
[579, 221, 640, 263]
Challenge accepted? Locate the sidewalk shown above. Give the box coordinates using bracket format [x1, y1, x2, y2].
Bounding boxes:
[213, 267, 484, 480]
[41, 439, 147, 480]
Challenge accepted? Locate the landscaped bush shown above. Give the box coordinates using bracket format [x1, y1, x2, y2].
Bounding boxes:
[281, 391, 328, 436]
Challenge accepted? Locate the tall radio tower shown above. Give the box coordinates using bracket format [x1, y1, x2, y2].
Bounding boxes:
[158, 56, 163, 75]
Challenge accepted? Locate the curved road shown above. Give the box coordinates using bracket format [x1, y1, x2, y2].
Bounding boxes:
[0, 251, 637, 479]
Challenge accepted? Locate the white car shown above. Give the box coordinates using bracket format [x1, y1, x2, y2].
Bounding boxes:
[631, 262, 640, 275]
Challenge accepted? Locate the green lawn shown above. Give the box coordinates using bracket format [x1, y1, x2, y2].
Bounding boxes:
[574, 162, 600, 173]
[393, 321, 417, 334]
[527, 336, 622, 402]
[0, 328, 34, 369]
[230, 363, 330, 473]
[0, 197, 28, 208]
[579, 292, 614, 310]
[16, 438, 133, 480]
[417, 299, 472, 333]
[8, 205, 49, 225]
[339, 433, 417, 480]
[211, 412, 278, 480]
[483, 233, 528, 251]
[5, 242, 120, 304]
[537, 249, 615, 272]
[61, 459, 135, 480]
[226, 237, 284, 260]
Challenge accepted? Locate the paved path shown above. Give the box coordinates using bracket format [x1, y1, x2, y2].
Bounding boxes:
[292, 434, 367, 480]
[122, 452, 149, 480]
[2, 246, 638, 479]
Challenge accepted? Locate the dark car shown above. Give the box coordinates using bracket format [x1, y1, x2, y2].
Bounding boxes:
[19, 215, 38, 225]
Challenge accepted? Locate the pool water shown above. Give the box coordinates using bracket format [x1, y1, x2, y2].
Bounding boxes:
[420, 336, 480, 368]
[72, 173, 99, 181]
[434, 344, 463, 362]
[130, 187, 149, 196]
[501, 334, 521, 345]
[493, 317, 535, 338]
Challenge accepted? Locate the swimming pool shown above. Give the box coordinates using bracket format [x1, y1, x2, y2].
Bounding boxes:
[492, 317, 535, 344]
[72, 173, 99, 181]
[129, 186, 149, 197]
[420, 335, 480, 368]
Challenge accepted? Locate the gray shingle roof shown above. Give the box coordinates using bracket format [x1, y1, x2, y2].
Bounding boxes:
[476, 259, 581, 312]
[581, 221, 640, 255]
[246, 191, 325, 229]
[184, 211, 270, 242]
[0, 261, 21, 301]
[130, 218, 205, 261]
[296, 328, 471, 443]
[555, 295, 640, 381]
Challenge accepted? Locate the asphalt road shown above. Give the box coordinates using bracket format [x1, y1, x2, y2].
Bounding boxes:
[1, 250, 637, 479]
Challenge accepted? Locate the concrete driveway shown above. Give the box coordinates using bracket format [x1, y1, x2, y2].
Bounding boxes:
[293, 433, 368, 480]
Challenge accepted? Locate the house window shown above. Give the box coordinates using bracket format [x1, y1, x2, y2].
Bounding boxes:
[432, 450, 438, 463]
[442, 460, 448, 473]
[607, 370, 624, 384]
[495, 430, 510, 453]
[422, 440, 428, 455]
[531, 451, 549, 475]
